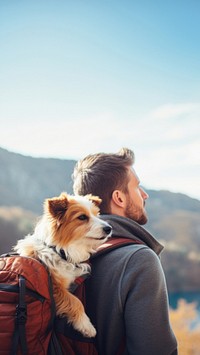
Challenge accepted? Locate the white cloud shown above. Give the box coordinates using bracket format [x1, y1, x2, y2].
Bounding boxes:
[0, 112, 127, 159]
[1, 102, 200, 199]
[131, 102, 200, 199]
[150, 102, 200, 120]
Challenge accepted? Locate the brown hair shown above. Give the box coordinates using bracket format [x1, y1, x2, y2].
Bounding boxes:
[72, 148, 135, 213]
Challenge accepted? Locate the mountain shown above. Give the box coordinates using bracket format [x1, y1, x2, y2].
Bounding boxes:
[0, 146, 200, 293]
[0, 147, 76, 213]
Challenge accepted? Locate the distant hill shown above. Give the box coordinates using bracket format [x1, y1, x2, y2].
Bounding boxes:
[0, 146, 200, 293]
[0, 147, 76, 213]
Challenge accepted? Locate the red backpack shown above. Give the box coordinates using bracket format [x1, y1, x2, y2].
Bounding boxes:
[0, 255, 55, 355]
[0, 237, 143, 355]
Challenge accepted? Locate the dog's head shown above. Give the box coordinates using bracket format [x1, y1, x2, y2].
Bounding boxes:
[43, 192, 112, 262]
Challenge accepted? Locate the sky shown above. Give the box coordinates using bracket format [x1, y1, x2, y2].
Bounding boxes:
[0, 0, 200, 200]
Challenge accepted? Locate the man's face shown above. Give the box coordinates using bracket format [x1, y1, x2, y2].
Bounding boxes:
[124, 168, 149, 225]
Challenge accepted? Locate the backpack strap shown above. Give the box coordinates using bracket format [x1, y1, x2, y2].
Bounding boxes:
[46, 271, 57, 334]
[11, 275, 28, 355]
[93, 237, 145, 257]
[69, 274, 89, 293]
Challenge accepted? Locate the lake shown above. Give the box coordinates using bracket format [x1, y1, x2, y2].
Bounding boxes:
[169, 290, 200, 310]
[169, 290, 200, 327]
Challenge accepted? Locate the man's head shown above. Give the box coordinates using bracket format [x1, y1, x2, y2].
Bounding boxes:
[73, 147, 148, 225]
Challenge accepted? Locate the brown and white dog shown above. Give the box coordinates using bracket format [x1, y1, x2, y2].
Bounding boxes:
[14, 192, 112, 337]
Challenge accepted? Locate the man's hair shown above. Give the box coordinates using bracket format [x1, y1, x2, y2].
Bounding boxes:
[72, 147, 135, 213]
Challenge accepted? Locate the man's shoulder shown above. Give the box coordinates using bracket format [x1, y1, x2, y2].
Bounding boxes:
[92, 242, 162, 277]
[93, 241, 150, 266]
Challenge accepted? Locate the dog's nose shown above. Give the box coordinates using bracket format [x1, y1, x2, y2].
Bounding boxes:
[103, 225, 112, 235]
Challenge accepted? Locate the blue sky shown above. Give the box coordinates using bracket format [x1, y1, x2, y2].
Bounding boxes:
[0, 0, 200, 199]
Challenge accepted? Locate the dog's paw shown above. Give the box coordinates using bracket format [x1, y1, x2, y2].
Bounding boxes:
[81, 323, 96, 338]
[74, 314, 97, 338]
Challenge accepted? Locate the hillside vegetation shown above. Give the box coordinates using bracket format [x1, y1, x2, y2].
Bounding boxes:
[0, 147, 200, 293]
[0, 147, 75, 213]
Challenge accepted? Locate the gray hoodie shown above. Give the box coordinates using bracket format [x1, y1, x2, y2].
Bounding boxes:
[85, 214, 178, 355]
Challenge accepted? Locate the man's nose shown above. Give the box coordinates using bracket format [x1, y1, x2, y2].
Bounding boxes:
[140, 188, 149, 200]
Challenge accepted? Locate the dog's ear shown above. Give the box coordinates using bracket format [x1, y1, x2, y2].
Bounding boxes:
[45, 193, 69, 220]
[86, 194, 102, 207]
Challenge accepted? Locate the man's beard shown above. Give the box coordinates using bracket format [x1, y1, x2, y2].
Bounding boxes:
[125, 197, 148, 225]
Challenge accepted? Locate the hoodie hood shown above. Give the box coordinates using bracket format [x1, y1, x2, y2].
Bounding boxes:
[100, 214, 164, 255]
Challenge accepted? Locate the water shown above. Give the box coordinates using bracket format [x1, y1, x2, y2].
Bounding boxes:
[169, 291, 200, 310]
[169, 291, 200, 328]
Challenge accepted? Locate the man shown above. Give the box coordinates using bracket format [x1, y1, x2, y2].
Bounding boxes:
[72, 147, 177, 355]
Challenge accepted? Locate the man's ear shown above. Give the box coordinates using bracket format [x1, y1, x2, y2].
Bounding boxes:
[111, 190, 126, 208]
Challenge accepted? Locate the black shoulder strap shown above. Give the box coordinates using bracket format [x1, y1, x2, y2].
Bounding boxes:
[11, 275, 28, 355]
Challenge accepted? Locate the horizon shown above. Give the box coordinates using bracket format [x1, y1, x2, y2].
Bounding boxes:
[1, 145, 199, 202]
[0, 1, 200, 200]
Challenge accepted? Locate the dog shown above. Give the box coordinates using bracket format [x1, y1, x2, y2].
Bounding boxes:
[14, 192, 112, 337]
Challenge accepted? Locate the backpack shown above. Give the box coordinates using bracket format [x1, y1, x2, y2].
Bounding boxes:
[0, 254, 55, 355]
[0, 237, 143, 355]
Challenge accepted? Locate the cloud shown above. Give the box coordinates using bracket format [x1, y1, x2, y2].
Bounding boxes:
[135, 102, 200, 149]
[150, 102, 200, 120]
[131, 102, 200, 199]
[0, 112, 128, 159]
[1, 102, 199, 163]
[1, 102, 200, 199]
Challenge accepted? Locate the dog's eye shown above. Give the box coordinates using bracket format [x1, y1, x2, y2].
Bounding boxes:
[78, 214, 88, 221]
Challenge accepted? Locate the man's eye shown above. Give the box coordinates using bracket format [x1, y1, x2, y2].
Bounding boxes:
[78, 214, 88, 221]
